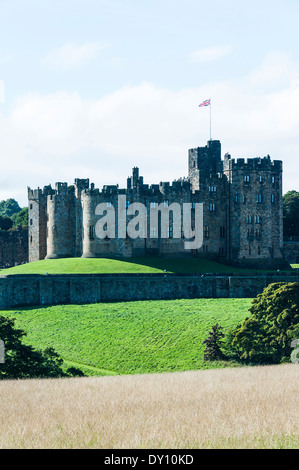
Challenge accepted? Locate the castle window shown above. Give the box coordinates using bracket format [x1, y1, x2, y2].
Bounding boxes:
[164, 200, 169, 207]
[89, 225, 95, 240]
[204, 226, 209, 238]
[30, 219, 33, 225]
[249, 245, 251, 255]
[242, 195, 246, 203]
[220, 226, 226, 238]
[258, 246, 261, 255]
[257, 194, 262, 203]
[126, 201, 130, 208]
[271, 194, 275, 203]
[209, 203, 215, 212]
[191, 202, 195, 209]
[244, 175, 250, 183]
[30, 204, 33, 210]
[259, 175, 262, 183]
[169, 225, 173, 238]
[30, 235, 32, 243]
[254, 215, 260, 224]
[235, 194, 238, 202]
[247, 215, 252, 224]
[272, 176, 275, 184]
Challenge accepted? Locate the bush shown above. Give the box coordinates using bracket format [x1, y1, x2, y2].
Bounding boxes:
[202, 323, 225, 361]
[226, 282, 299, 364]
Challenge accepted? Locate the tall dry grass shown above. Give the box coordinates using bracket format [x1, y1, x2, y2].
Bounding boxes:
[0, 364, 298, 449]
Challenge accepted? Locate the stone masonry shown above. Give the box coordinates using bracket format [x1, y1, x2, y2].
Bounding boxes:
[28, 140, 287, 269]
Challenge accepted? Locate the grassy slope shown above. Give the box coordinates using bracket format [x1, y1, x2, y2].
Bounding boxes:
[0, 256, 292, 275]
[2, 298, 251, 376]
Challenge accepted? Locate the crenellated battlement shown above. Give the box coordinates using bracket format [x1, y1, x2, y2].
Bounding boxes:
[224, 154, 282, 171]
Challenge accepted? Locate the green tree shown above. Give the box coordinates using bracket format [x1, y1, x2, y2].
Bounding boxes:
[228, 282, 299, 364]
[283, 190, 299, 237]
[0, 216, 13, 231]
[202, 323, 225, 361]
[0, 315, 84, 379]
[11, 207, 28, 227]
[0, 199, 22, 218]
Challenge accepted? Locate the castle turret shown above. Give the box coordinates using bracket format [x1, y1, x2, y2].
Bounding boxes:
[28, 185, 54, 262]
[45, 183, 76, 259]
[188, 140, 222, 191]
[223, 155, 284, 267]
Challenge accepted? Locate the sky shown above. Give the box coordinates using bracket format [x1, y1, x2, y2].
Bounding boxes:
[0, 0, 298, 206]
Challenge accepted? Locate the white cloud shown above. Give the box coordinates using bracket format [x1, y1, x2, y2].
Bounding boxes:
[40, 41, 111, 70]
[1, 52, 299, 205]
[189, 45, 234, 63]
[0, 80, 4, 103]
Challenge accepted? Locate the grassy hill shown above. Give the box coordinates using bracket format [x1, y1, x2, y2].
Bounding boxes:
[2, 298, 251, 376]
[0, 256, 291, 275]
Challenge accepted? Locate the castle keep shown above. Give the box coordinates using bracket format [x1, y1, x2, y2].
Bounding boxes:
[28, 140, 285, 268]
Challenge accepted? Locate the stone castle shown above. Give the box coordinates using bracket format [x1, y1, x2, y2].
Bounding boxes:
[28, 139, 286, 268]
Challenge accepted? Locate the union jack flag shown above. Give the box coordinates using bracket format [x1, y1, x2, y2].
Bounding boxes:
[199, 99, 210, 107]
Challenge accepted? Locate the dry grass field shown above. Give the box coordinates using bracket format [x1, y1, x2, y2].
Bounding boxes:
[0, 363, 298, 449]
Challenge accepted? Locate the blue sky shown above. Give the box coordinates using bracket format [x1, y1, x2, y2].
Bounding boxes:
[0, 0, 298, 205]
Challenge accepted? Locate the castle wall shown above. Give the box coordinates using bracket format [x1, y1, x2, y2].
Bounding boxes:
[27, 140, 286, 268]
[0, 273, 298, 308]
[0, 228, 28, 268]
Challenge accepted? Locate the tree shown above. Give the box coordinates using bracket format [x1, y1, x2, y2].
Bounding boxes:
[11, 207, 28, 228]
[202, 323, 225, 361]
[0, 315, 84, 379]
[0, 216, 13, 231]
[283, 190, 299, 237]
[227, 282, 299, 364]
[0, 199, 22, 218]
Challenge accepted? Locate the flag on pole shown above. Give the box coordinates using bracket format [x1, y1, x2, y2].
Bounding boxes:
[199, 99, 210, 107]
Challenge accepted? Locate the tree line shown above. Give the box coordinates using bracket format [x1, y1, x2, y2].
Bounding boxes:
[203, 282, 299, 365]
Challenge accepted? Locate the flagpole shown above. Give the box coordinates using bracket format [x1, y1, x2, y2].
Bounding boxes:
[210, 98, 212, 141]
[198, 99, 212, 141]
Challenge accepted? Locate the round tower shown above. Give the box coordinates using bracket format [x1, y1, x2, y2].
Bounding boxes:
[46, 183, 76, 259]
[81, 189, 101, 258]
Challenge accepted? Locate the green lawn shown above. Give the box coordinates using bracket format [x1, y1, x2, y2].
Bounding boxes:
[0, 256, 289, 275]
[2, 298, 251, 376]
